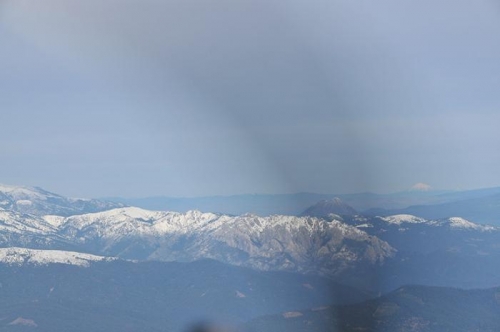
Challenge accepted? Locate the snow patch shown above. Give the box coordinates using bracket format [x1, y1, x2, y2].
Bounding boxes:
[8, 317, 37, 327]
[379, 214, 427, 225]
[15, 200, 33, 206]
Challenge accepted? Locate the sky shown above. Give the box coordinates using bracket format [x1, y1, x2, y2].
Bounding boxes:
[1, 0, 500, 198]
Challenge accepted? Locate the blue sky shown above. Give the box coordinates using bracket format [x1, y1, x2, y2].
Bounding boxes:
[1, 0, 500, 198]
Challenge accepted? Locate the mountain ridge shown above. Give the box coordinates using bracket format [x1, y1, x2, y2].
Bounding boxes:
[104, 186, 500, 216]
[300, 197, 357, 217]
[0, 184, 124, 217]
[0, 247, 116, 267]
[2, 184, 500, 291]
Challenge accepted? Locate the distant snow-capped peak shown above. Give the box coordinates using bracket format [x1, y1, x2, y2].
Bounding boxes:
[431, 217, 496, 231]
[377, 214, 496, 231]
[448, 217, 480, 229]
[0, 184, 56, 201]
[0, 183, 123, 217]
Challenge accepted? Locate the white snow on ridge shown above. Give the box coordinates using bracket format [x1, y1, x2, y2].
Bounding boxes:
[57, 207, 357, 237]
[106, 206, 163, 220]
[0, 184, 24, 192]
[448, 217, 479, 229]
[57, 207, 225, 238]
[379, 214, 427, 225]
[0, 209, 56, 234]
[356, 223, 373, 228]
[5, 204, 498, 243]
[0, 247, 116, 267]
[441, 217, 496, 231]
[0, 184, 53, 201]
[378, 214, 496, 231]
[64, 206, 165, 226]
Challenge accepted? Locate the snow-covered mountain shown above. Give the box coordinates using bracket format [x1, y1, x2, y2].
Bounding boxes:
[431, 216, 497, 231]
[1, 190, 499, 281]
[0, 206, 395, 278]
[53, 207, 395, 277]
[1, 184, 500, 289]
[374, 214, 496, 231]
[0, 247, 115, 267]
[0, 208, 69, 248]
[342, 214, 500, 257]
[0, 184, 124, 217]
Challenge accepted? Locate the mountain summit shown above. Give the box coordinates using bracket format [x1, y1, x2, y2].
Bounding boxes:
[0, 184, 123, 217]
[300, 198, 357, 217]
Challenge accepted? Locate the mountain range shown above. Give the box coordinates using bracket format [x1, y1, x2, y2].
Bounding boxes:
[1, 184, 499, 290]
[1, 183, 500, 331]
[106, 186, 500, 225]
[365, 192, 500, 225]
[0, 206, 394, 286]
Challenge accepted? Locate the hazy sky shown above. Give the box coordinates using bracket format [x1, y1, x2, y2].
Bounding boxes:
[1, 0, 500, 198]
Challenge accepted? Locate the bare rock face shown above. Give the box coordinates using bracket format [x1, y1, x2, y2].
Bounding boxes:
[195, 214, 394, 276]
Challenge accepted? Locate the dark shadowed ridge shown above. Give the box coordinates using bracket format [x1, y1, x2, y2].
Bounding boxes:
[241, 285, 500, 332]
[300, 198, 357, 218]
[105, 187, 500, 216]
